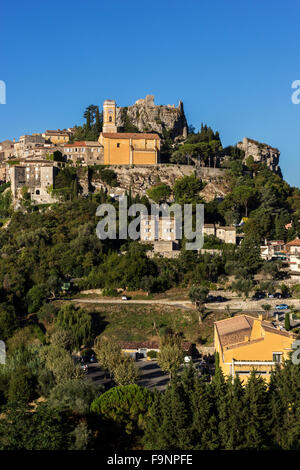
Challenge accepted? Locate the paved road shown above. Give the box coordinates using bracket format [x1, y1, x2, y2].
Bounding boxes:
[70, 298, 194, 310]
[68, 296, 300, 313]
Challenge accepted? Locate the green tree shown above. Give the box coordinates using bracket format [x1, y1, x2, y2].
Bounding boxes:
[243, 372, 271, 449]
[49, 379, 100, 414]
[55, 303, 92, 350]
[284, 312, 291, 331]
[93, 337, 122, 375]
[157, 337, 184, 380]
[91, 384, 153, 447]
[0, 303, 18, 341]
[8, 366, 36, 404]
[113, 356, 140, 386]
[173, 174, 203, 204]
[26, 285, 46, 314]
[146, 184, 171, 203]
[188, 285, 209, 323]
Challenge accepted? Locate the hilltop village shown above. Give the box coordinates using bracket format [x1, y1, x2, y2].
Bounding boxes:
[0, 96, 300, 451]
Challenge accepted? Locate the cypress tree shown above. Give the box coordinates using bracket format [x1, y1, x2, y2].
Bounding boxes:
[218, 375, 246, 450]
[190, 377, 218, 450]
[284, 312, 291, 331]
[95, 107, 101, 133]
[86, 110, 91, 131]
[269, 361, 300, 449]
[243, 371, 271, 449]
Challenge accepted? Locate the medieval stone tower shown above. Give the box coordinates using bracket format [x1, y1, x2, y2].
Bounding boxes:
[102, 99, 117, 133]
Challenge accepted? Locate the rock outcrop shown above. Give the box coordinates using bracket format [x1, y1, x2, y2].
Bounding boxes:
[237, 137, 281, 175]
[86, 165, 230, 202]
[116, 95, 188, 140]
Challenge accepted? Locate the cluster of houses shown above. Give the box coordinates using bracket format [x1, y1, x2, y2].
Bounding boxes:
[260, 238, 300, 280]
[0, 99, 161, 205]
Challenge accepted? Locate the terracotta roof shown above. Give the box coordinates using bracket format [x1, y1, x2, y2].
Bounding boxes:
[45, 130, 69, 135]
[119, 340, 192, 352]
[215, 314, 294, 351]
[101, 132, 160, 140]
[119, 341, 159, 350]
[64, 141, 102, 148]
[286, 239, 300, 246]
[217, 226, 236, 231]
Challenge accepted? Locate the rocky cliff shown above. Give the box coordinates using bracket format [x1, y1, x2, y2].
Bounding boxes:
[83, 165, 230, 202]
[116, 95, 188, 140]
[237, 137, 281, 175]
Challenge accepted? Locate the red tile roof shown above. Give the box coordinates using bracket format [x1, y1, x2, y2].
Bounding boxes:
[286, 239, 300, 246]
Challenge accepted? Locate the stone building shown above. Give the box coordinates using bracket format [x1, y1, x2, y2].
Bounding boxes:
[63, 141, 104, 165]
[14, 134, 46, 158]
[98, 100, 160, 165]
[0, 140, 16, 160]
[215, 225, 236, 244]
[203, 223, 215, 237]
[140, 215, 180, 258]
[286, 238, 300, 280]
[43, 129, 70, 145]
[8, 161, 58, 205]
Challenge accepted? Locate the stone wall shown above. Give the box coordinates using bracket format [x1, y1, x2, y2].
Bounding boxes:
[85, 164, 231, 202]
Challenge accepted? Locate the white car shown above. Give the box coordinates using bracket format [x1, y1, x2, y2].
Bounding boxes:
[121, 295, 128, 301]
[184, 356, 192, 363]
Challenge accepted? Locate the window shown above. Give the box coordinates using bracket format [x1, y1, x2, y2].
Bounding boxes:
[273, 353, 282, 363]
[36, 189, 40, 195]
[117, 143, 120, 148]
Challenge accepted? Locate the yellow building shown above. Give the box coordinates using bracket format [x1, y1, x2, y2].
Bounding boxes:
[214, 314, 296, 383]
[43, 130, 70, 145]
[99, 100, 160, 165]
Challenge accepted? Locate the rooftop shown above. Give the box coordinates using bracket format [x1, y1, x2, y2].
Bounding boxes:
[101, 132, 160, 140]
[286, 239, 300, 247]
[215, 314, 294, 351]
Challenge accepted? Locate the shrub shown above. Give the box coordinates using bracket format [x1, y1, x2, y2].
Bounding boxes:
[8, 366, 36, 404]
[147, 350, 157, 359]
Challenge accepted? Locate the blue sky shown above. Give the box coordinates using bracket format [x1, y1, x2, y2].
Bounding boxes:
[1, 0, 299, 187]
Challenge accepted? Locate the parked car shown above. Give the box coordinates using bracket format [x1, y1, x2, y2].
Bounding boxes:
[252, 292, 265, 300]
[184, 356, 192, 363]
[89, 354, 97, 363]
[275, 304, 289, 310]
[268, 294, 274, 298]
[80, 363, 88, 372]
[121, 295, 128, 301]
[274, 293, 282, 299]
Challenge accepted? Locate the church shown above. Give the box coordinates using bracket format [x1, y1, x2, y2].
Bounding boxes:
[98, 99, 160, 165]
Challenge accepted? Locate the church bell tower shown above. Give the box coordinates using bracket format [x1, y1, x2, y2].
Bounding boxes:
[102, 99, 117, 133]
